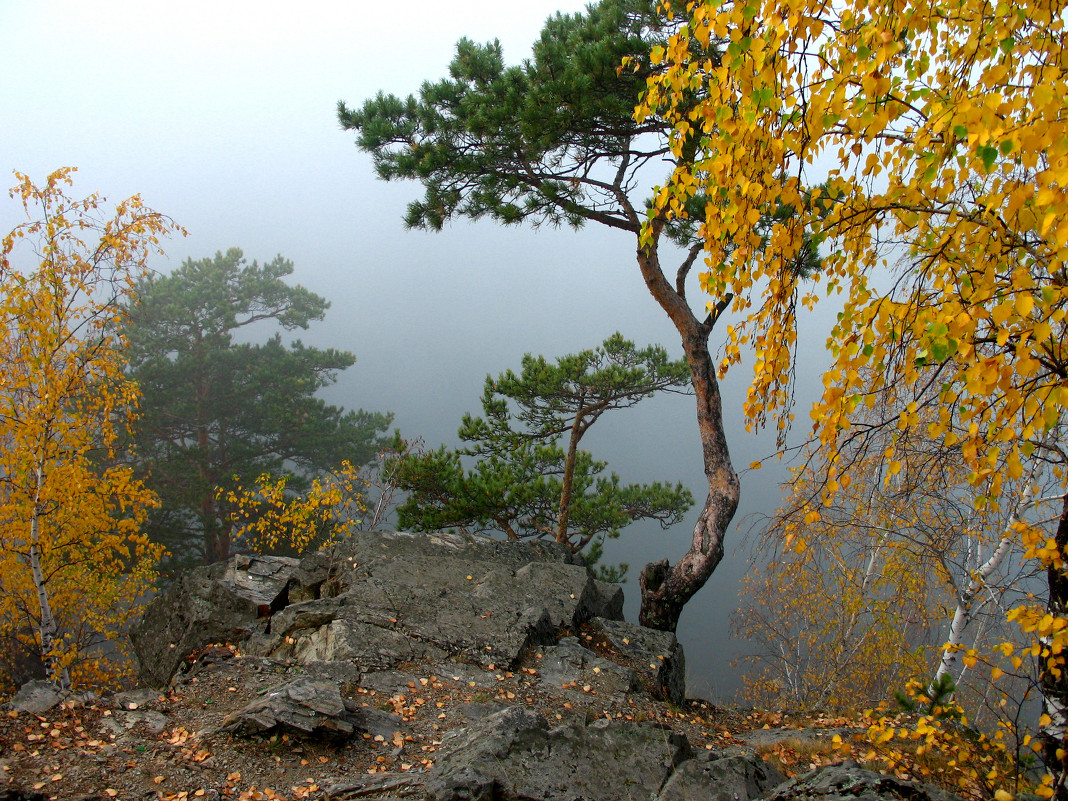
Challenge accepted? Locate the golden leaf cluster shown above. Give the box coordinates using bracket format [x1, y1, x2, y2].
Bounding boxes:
[639, 0, 1068, 793]
[0, 169, 182, 692]
[219, 460, 368, 555]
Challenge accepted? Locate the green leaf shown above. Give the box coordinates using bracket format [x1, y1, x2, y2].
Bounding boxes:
[977, 144, 998, 171]
[752, 87, 773, 107]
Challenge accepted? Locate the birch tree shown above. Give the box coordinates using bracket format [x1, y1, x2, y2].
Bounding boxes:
[736, 400, 1058, 715]
[0, 169, 177, 691]
[641, 0, 1068, 786]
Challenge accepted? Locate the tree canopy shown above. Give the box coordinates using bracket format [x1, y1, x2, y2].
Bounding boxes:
[124, 248, 392, 566]
[640, 0, 1068, 792]
[393, 334, 695, 580]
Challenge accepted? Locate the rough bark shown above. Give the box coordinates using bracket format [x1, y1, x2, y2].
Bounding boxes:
[1041, 493, 1068, 799]
[635, 244, 740, 632]
[556, 410, 585, 546]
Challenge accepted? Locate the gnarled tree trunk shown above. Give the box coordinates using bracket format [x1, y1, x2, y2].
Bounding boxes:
[635, 243, 740, 632]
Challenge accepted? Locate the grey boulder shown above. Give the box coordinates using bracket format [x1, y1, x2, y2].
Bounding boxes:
[130, 553, 299, 688]
[220, 677, 361, 738]
[763, 763, 961, 801]
[424, 705, 692, 801]
[657, 748, 786, 801]
[5, 680, 64, 714]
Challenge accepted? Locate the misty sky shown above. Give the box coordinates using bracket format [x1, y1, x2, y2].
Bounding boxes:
[0, 0, 837, 700]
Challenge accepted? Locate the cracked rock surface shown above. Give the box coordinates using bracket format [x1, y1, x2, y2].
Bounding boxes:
[132, 530, 658, 693]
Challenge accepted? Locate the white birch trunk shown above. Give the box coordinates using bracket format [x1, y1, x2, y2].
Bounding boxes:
[28, 464, 70, 692]
[931, 481, 1036, 692]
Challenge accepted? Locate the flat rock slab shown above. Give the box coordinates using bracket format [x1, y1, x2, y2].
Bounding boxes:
[112, 688, 162, 710]
[222, 553, 300, 609]
[220, 677, 359, 738]
[538, 637, 638, 699]
[425, 705, 693, 801]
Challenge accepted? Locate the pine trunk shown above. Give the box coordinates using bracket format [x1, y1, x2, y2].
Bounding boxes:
[555, 414, 584, 546]
[635, 245, 740, 632]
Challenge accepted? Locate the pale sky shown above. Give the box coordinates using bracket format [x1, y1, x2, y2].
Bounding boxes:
[0, 0, 831, 699]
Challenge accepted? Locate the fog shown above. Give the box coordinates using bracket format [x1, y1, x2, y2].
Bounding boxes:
[0, 0, 836, 700]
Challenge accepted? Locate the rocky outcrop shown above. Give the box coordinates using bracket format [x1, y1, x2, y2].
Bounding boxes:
[129, 553, 299, 687]
[117, 531, 963, 801]
[132, 530, 640, 691]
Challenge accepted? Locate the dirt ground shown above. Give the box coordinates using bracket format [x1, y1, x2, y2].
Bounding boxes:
[0, 645, 855, 801]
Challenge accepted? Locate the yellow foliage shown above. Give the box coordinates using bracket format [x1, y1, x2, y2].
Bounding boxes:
[736, 457, 944, 711]
[641, 0, 1068, 791]
[220, 460, 368, 555]
[735, 391, 1040, 717]
[0, 169, 181, 693]
[862, 684, 1039, 800]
